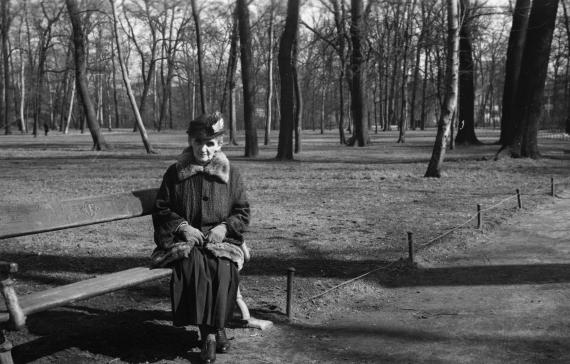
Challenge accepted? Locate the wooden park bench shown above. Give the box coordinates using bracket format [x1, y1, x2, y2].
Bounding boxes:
[0, 188, 271, 364]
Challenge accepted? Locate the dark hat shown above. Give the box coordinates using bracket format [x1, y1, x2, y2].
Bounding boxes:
[186, 112, 225, 139]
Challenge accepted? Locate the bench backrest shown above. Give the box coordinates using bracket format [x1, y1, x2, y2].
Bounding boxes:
[0, 188, 159, 240]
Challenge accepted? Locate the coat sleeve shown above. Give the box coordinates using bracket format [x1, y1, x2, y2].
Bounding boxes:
[224, 167, 250, 245]
[152, 164, 186, 250]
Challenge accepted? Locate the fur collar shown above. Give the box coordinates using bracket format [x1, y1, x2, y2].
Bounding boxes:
[176, 148, 230, 183]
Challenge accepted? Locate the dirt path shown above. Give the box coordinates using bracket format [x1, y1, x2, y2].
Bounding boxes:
[226, 195, 570, 363]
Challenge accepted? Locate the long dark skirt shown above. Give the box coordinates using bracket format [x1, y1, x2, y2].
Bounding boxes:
[170, 246, 239, 328]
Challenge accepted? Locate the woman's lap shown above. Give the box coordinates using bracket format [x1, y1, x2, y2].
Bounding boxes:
[170, 246, 239, 328]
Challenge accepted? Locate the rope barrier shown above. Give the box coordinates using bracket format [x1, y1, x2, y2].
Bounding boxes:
[287, 175, 570, 312]
[299, 261, 398, 304]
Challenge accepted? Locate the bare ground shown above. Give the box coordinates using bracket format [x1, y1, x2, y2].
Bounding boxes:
[1, 129, 569, 363]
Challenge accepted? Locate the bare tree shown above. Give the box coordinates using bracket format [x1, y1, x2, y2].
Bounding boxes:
[264, 0, 275, 145]
[509, 0, 560, 158]
[1, 0, 13, 135]
[455, 0, 480, 145]
[65, 0, 108, 150]
[347, 0, 368, 146]
[156, 3, 190, 131]
[562, 0, 570, 134]
[190, 0, 206, 114]
[122, 0, 159, 131]
[498, 0, 531, 147]
[425, 0, 459, 177]
[32, 2, 63, 137]
[220, 7, 239, 145]
[276, 0, 300, 160]
[110, 0, 155, 154]
[293, 41, 302, 153]
[237, 0, 258, 157]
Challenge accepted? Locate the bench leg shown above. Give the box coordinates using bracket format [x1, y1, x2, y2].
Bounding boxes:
[235, 287, 251, 321]
[0, 330, 13, 364]
[235, 287, 273, 330]
[1, 278, 26, 330]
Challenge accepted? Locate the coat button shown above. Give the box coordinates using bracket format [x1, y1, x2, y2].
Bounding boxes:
[203, 196, 209, 201]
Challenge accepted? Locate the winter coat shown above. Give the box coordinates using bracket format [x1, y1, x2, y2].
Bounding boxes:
[152, 149, 250, 251]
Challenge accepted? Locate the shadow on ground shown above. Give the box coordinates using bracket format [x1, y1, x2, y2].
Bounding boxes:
[10, 307, 202, 363]
[4, 251, 570, 287]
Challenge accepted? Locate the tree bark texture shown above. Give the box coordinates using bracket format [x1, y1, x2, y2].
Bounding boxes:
[348, 0, 368, 146]
[560, 1, 570, 134]
[293, 42, 302, 153]
[237, 0, 258, 157]
[276, 0, 299, 160]
[510, 0, 559, 158]
[66, 0, 108, 150]
[265, 3, 274, 146]
[455, 0, 480, 145]
[2, 0, 12, 135]
[425, 0, 459, 177]
[499, 0, 530, 146]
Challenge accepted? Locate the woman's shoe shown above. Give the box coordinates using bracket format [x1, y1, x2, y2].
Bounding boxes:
[200, 336, 216, 363]
[215, 328, 231, 353]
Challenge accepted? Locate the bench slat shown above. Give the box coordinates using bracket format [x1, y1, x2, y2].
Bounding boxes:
[0, 189, 158, 239]
[0, 267, 171, 323]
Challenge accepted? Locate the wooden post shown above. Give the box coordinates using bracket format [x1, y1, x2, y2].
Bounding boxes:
[286, 267, 295, 320]
[551, 177, 555, 197]
[516, 189, 522, 209]
[477, 204, 482, 229]
[407, 232, 414, 264]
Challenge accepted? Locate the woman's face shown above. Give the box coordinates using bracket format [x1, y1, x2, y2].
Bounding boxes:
[189, 136, 222, 164]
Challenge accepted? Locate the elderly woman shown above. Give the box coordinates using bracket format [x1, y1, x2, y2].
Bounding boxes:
[151, 112, 250, 363]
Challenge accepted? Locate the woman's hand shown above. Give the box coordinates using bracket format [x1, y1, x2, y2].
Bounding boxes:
[177, 222, 205, 246]
[206, 223, 227, 244]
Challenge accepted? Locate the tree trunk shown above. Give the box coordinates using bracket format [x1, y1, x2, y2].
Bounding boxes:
[410, 13, 423, 131]
[293, 43, 302, 153]
[397, 0, 416, 143]
[332, 0, 346, 144]
[110, 0, 154, 153]
[510, 0, 559, 158]
[1, 0, 12, 135]
[455, 0, 480, 145]
[320, 85, 326, 134]
[19, 48, 25, 133]
[237, 0, 258, 157]
[276, 0, 299, 160]
[110, 38, 120, 129]
[64, 81, 75, 134]
[348, 0, 368, 147]
[425, 0, 459, 177]
[559, 1, 570, 134]
[220, 8, 238, 117]
[190, 0, 206, 114]
[66, 0, 108, 150]
[265, 2, 274, 146]
[499, 0, 531, 147]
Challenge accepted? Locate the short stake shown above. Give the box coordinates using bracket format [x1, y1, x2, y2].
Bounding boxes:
[516, 189, 522, 209]
[551, 177, 556, 197]
[477, 204, 482, 229]
[286, 267, 295, 320]
[407, 232, 414, 264]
